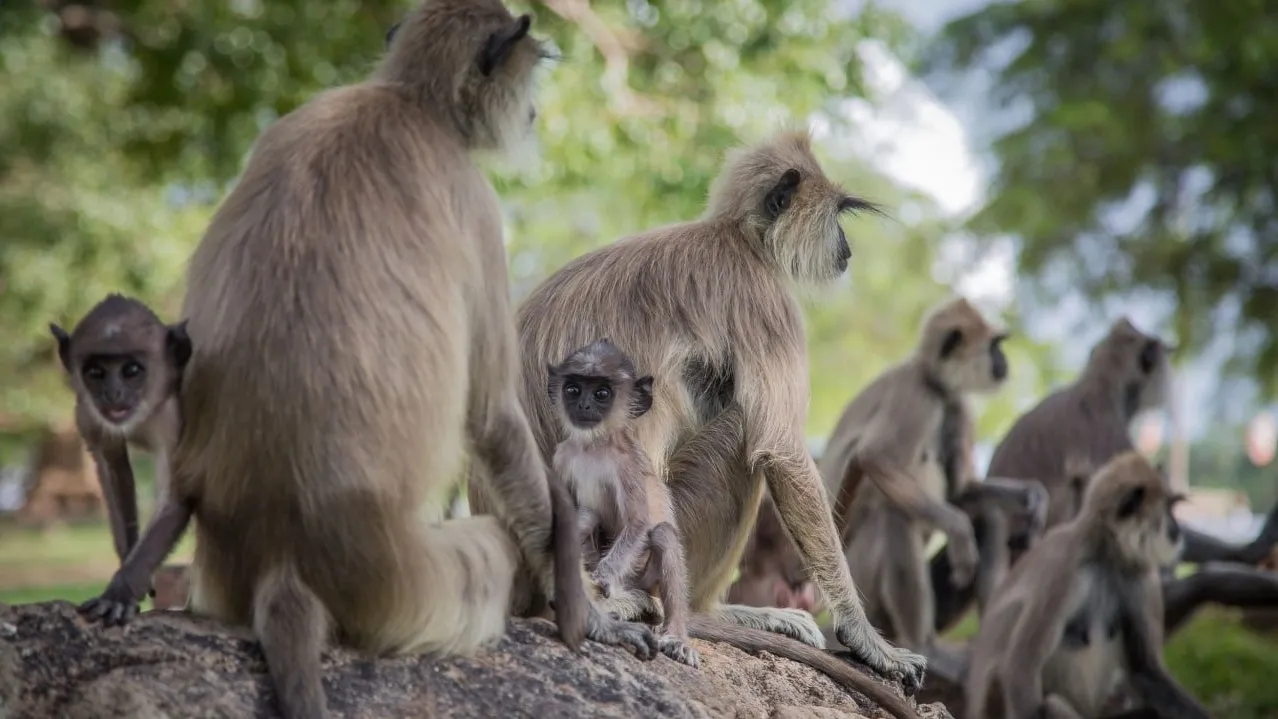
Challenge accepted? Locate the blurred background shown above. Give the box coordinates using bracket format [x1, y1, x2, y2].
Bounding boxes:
[0, 0, 1274, 715]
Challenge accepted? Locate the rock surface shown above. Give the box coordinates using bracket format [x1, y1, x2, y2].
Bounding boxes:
[0, 601, 953, 719]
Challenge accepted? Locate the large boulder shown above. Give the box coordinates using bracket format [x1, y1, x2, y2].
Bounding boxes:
[0, 601, 953, 718]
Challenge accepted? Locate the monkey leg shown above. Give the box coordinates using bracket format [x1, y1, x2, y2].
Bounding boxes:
[646, 521, 700, 667]
[1162, 564, 1278, 635]
[875, 511, 940, 655]
[600, 588, 664, 625]
[662, 406, 826, 648]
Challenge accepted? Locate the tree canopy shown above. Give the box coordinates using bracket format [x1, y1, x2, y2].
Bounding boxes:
[0, 1, 1058, 454]
[924, 0, 1278, 393]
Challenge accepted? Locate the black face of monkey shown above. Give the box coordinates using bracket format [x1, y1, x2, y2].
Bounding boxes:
[80, 354, 151, 424]
[559, 374, 617, 428]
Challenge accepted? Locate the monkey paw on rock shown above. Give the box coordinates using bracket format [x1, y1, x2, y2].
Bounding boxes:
[658, 635, 701, 668]
[585, 607, 659, 660]
[78, 574, 148, 627]
[834, 621, 928, 696]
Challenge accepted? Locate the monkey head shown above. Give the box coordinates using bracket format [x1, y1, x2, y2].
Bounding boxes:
[1083, 317, 1173, 418]
[50, 294, 191, 434]
[381, 0, 551, 152]
[547, 339, 654, 436]
[706, 130, 878, 284]
[918, 297, 1009, 395]
[1082, 451, 1185, 570]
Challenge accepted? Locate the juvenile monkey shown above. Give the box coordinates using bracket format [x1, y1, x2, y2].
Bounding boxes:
[964, 451, 1210, 719]
[549, 339, 699, 667]
[820, 298, 1040, 665]
[727, 495, 819, 613]
[78, 4, 655, 718]
[514, 130, 929, 693]
[50, 294, 190, 571]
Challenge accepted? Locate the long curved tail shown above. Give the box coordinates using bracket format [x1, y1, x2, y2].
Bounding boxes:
[687, 616, 919, 719]
[253, 562, 331, 719]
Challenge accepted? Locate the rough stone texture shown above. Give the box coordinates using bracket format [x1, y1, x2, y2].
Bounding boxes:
[0, 602, 953, 719]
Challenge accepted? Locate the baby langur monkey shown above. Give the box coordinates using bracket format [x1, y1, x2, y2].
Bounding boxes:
[549, 340, 700, 667]
[965, 452, 1209, 719]
[49, 294, 191, 608]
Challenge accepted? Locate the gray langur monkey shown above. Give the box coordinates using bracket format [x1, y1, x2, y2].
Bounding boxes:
[512, 129, 930, 694]
[964, 451, 1210, 719]
[821, 297, 1043, 675]
[548, 339, 700, 667]
[50, 294, 190, 581]
[76, 3, 658, 718]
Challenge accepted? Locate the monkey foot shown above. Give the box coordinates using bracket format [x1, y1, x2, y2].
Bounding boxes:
[834, 622, 928, 696]
[657, 635, 701, 668]
[586, 609, 659, 660]
[79, 591, 142, 627]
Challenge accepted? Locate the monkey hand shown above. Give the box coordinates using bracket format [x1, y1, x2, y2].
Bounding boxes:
[834, 618, 928, 695]
[945, 520, 980, 588]
[658, 635, 702, 668]
[79, 572, 148, 627]
[585, 603, 660, 660]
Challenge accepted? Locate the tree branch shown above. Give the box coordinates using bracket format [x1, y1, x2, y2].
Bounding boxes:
[536, 0, 660, 117]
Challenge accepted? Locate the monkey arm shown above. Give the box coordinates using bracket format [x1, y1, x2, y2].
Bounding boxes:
[80, 491, 194, 626]
[1161, 563, 1278, 635]
[1120, 575, 1210, 719]
[91, 440, 140, 563]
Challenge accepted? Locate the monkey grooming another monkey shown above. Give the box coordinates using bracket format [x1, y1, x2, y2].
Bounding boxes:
[964, 451, 1210, 719]
[514, 130, 929, 694]
[50, 294, 191, 574]
[548, 339, 700, 667]
[820, 298, 1037, 670]
[77, 4, 657, 718]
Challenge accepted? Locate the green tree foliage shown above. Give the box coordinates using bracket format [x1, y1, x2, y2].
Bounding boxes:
[923, 1, 1278, 392]
[0, 0, 1051, 449]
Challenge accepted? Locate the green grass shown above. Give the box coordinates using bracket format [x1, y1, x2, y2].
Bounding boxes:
[0, 581, 104, 605]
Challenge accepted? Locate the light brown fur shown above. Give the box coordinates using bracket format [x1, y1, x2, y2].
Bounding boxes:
[514, 129, 929, 698]
[965, 452, 1209, 719]
[160, 3, 652, 717]
[819, 298, 1014, 662]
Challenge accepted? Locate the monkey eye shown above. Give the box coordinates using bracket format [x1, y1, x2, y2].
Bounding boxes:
[564, 384, 580, 397]
[83, 364, 106, 380]
[121, 362, 145, 379]
[594, 387, 611, 401]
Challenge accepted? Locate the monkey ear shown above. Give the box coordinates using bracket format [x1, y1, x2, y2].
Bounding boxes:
[1117, 485, 1146, 520]
[1138, 340, 1159, 374]
[167, 320, 193, 369]
[479, 14, 532, 76]
[385, 20, 401, 48]
[763, 169, 802, 220]
[48, 323, 72, 372]
[940, 328, 963, 359]
[629, 375, 655, 418]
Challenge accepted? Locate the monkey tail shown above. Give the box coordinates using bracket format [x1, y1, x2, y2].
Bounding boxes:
[253, 562, 332, 719]
[549, 474, 589, 649]
[686, 616, 919, 719]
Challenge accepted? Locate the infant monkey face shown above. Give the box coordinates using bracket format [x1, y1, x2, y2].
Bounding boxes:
[561, 376, 615, 428]
[82, 356, 149, 424]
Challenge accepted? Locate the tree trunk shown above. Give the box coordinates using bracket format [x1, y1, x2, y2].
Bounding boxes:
[16, 425, 103, 526]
